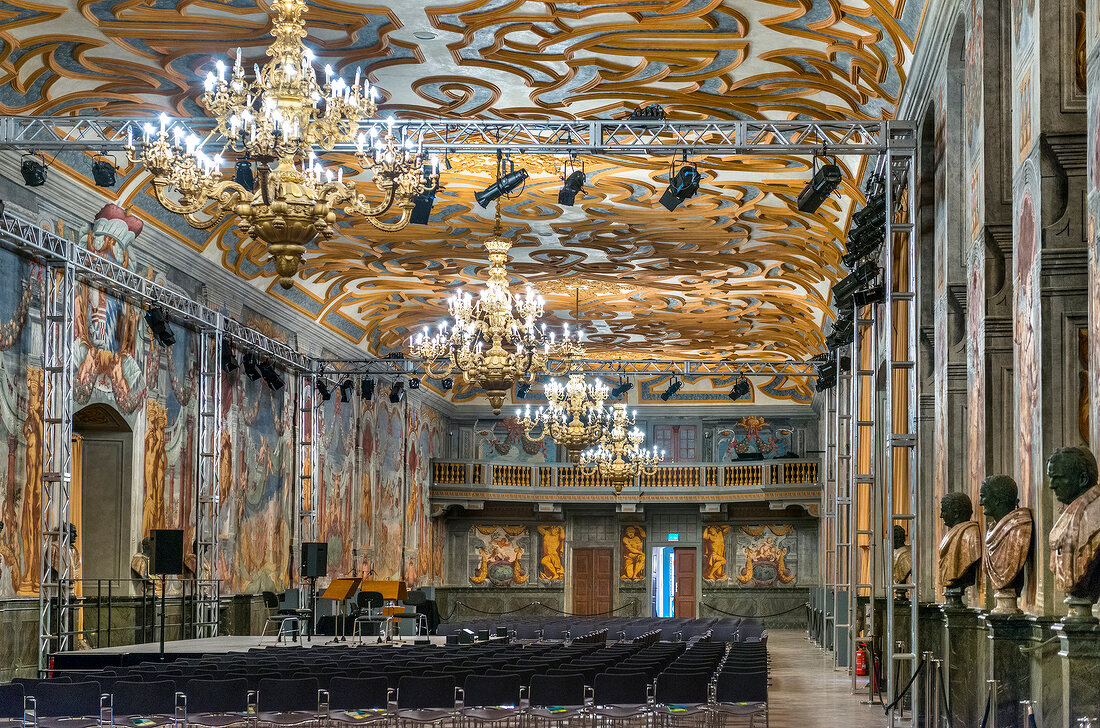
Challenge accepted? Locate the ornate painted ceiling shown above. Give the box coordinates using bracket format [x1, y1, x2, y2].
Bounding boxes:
[0, 0, 924, 362]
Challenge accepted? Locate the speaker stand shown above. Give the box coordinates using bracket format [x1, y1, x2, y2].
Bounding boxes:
[158, 574, 167, 661]
[306, 576, 317, 643]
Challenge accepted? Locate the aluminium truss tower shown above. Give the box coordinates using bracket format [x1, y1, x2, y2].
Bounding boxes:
[832, 343, 854, 668]
[194, 330, 222, 637]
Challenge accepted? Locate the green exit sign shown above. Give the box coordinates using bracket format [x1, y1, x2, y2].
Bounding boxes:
[668, 533, 680, 542]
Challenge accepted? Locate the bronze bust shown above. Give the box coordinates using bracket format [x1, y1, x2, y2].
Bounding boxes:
[892, 525, 912, 597]
[979, 475, 1032, 615]
[1047, 446, 1100, 621]
[938, 492, 982, 608]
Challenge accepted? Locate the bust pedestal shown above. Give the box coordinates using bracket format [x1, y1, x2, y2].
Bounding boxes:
[941, 605, 987, 728]
[980, 612, 1030, 727]
[1062, 595, 1099, 624]
[943, 585, 967, 610]
[1053, 621, 1100, 727]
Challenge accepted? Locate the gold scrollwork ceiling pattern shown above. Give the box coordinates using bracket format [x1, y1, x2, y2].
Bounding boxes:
[0, 0, 924, 359]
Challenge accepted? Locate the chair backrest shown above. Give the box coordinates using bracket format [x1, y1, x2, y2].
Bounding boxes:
[11, 677, 71, 695]
[462, 674, 520, 708]
[715, 671, 767, 704]
[257, 677, 319, 714]
[529, 674, 585, 708]
[33, 681, 102, 718]
[328, 676, 390, 711]
[655, 672, 710, 705]
[592, 672, 648, 706]
[357, 591, 384, 610]
[0, 683, 25, 720]
[112, 680, 177, 716]
[396, 676, 455, 710]
[184, 678, 249, 714]
[262, 591, 280, 610]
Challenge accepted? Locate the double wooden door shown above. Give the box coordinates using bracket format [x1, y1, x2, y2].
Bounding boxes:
[572, 547, 612, 615]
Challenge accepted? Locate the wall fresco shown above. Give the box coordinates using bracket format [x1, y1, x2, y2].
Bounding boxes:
[1088, 0, 1100, 454]
[735, 525, 796, 587]
[469, 526, 529, 587]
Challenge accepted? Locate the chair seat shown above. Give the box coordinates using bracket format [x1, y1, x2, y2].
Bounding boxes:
[112, 714, 177, 727]
[186, 712, 254, 727]
[458, 707, 519, 722]
[0, 719, 25, 728]
[393, 708, 454, 723]
[36, 718, 102, 728]
[326, 710, 389, 725]
[654, 703, 708, 717]
[254, 711, 316, 726]
[590, 705, 649, 719]
[526, 707, 585, 721]
[713, 702, 765, 715]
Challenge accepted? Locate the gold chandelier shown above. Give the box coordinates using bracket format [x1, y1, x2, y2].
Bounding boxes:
[410, 211, 575, 414]
[580, 402, 663, 493]
[517, 350, 609, 464]
[126, 0, 432, 289]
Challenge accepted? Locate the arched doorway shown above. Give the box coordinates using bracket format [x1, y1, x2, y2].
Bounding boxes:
[73, 403, 133, 582]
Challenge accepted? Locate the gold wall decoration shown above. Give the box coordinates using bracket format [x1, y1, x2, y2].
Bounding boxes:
[621, 525, 646, 581]
[537, 525, 565, 581]
[702, 524, 731, 582]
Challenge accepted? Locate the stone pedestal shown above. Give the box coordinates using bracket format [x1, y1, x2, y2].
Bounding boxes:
[917, 604, 945, 728]
[1053, 621, 1100, 727]
[1025, 616, 1062, 728]
[981, 612, 1031, 727]
[941, 606, 987, 728]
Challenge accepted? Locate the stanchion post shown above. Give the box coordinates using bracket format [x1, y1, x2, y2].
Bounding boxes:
[986, 680, 998, 728]
[931, 658, 943, 728]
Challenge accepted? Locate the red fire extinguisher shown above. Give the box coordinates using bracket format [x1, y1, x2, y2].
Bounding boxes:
[856, 646, 868, 676]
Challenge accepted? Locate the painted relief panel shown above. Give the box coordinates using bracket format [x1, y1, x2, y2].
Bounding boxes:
[469, 525, 529, 587]
[702, 525, 731, 582]
[474, 418, 549, 463]
[735, 525, 796, 587]
[537, 525, 565, 582]
[620, 526, 646, 581]
[714, 417, 792, 461]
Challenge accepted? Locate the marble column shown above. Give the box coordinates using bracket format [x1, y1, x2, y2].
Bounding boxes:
[1053, 621, 1100, 727]
[981, 612, 1031, 727]
[941, 605, 987, 727]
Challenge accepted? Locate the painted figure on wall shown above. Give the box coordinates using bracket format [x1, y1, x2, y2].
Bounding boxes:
[538, 525, 565, 581]
[703, 525, 730, 581]
[470, 525, 528, 586]
[18, 367, 43, 593]
[621, 526, 646, 581]
[1047, 446, 1100, 620]
[737, 527, 795, 586]
[0, 522, 15, 596]
[142, 399, 168, 538]
[980, 475, 1033, 614]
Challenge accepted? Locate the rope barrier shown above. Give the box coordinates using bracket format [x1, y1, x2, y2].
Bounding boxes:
[701, 602, 809, 619]
[881, 657, 924, 714]
[978, 684, 992, 728]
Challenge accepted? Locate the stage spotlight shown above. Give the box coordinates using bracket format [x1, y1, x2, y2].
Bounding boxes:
[610, 378, 633, 398]
[20, 154, 47, 187]
[339, 378, 354, 403]
[242, 352, 261, 381]
[235, 159, 254, 192]
[475, 168, 528, 208]
[660, 378, 682, 401]
[833, 260, 881, 308]
[852, 284, 886, 308]
[516, 382, 531, 399]
[796, 162, 842, 213]
[409, 377, 421, 390]
[258, 359, 285, 390]
[361, 378, 375, 401]
[221, 346, 239, 373]
[815, 360, 838, 391]
[92, 157, 116, 188]
[659, 165, 701, 211]
[143, 306, 176, 346]
[628, 104, 665, 121]
[317, 380, 332, 401]
[389, 380, 405, 403]
[410, 164, 439, 224]
[558, 170, 586, 206]
[441, 377, 454, 391]
[729, 377, 751, 400]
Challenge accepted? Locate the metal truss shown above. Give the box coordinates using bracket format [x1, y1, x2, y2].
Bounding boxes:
[295, 373, 318, 574]
[318, 357, 821, 377]
[193, 329, 222, 638]
[833, 344, 854, 669]
[39, 260, 74, 673]
[0, 115, 914, 156]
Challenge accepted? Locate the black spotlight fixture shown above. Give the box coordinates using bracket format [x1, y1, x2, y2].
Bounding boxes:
[234, 157, 255, 192]
[558, 169, 586, 206]
[242, 352, 261, 381]
[610, 378, 633, 398]
[441, 377, 454, 391]
[729, 376, 751, 400]
[339, 378, 354, 403]
[852, 284, 886, 308]
[389, 380, 406, 403]
[475, 156, 529, 208]
[659, 163, 701, 211]
[660, 378, 682, 402]
[410, 164, 439, 224]
[92, 155, 116, 188]
[317, 380, 332, 401]
[516, 382, 531, 399]
[833, 260, 881, 308]
[143, 306, 176, 347]
[815, 360, 838, 392]
[408, 377, 421, 390]
[257, 359, 285, 390]
[20, 153, 47, 187]
[221, 346, 239, 373]
[361, 378, 375, 401]
[628, 104, 666, 121]
[796, 158, 843, 214]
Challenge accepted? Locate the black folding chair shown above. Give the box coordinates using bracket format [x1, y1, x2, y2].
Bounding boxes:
[255, 678, 321, 727]
[324, 676, 392, 727]
[459, 674, 522, 728]
[108, 680, 182, 728]
[0, 683, 29, 728]
[526, 674, 587, 728]
[653, 672, 711, 728]
[182, 677, 253, 728]
[713, 671, 767, 728]
[395, 676, 458, 728]
[589, 673, 650, 727]
[29, 681, 108, 728]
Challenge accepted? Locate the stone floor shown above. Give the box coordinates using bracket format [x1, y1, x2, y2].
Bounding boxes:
[768, 630, 892, 727]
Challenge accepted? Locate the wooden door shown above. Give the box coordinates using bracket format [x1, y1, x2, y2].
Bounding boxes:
[573, 548, 612, 615]
[673, 547, 696, 617]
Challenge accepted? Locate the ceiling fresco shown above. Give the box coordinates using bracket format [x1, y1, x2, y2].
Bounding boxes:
[0, 0, 925, 361]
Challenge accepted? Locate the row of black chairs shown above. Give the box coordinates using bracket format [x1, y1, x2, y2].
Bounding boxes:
[436, 617, 763, 644]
